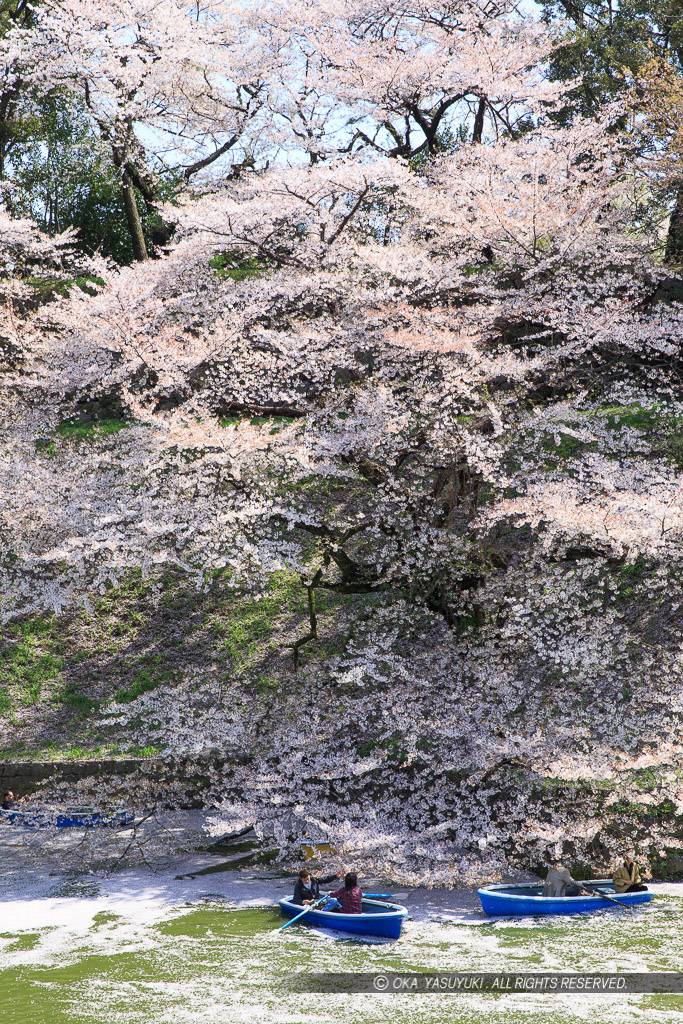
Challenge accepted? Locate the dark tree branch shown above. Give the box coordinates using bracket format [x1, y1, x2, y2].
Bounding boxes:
[182, 133, 241, 180]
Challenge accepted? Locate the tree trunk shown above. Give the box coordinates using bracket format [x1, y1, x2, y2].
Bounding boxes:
[120, 167, 148, 261]
[665, 183, 683, 265]
[472, 96, 486, 145]
[0, 111, 17, 185]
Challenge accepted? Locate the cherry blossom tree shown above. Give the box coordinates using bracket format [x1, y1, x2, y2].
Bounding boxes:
[0, 0, 36, 182]
[2, 2, 683, 881]
[2, 109, 679, 636]
[14, 0, 267, 259]
[9, 0, 577, 263]
[257, 0, 567, 163]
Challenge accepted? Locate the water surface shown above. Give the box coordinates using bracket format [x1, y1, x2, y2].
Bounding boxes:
[1, 863, 683, 1024]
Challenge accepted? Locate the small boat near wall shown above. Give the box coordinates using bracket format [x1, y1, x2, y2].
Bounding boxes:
[478, 880, 652, 916]
[278, 895, 408, 939]
[0, 806, 134, 829]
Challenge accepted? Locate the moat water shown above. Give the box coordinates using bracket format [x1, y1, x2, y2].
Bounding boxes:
[1, 854, 683, 1024]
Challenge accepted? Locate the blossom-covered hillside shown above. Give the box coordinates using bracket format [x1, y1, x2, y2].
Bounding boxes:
[2, 0, 683, 881]
[2, 197, 683, 880]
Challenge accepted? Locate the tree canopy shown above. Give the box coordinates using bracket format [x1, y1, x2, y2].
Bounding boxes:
[2, 0, 678, 262]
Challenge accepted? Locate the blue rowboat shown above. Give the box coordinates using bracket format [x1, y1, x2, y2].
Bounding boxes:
[0, 807, 134, 829]
[278, 895, 408, 939]
[55, 808, 134, 828]
[478, 880, 652, 917]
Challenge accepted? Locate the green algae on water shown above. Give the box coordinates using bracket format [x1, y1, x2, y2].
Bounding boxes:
[3, 898, 683, 1024]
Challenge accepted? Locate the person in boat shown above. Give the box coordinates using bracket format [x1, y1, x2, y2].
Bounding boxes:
[293, 867, 342, 906]
[613, 852, 648, 893]
[325, 871, 363, 914]
[542, 862, 582, 897]
[1, 790, 14, 810]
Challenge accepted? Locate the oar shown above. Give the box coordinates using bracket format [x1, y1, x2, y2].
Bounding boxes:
[364, 893, 394, 900]
[279, 894, 328, 931]
[580, 884, 631, 909]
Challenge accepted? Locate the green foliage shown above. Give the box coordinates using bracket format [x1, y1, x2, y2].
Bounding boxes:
[56, 418, 130, 441]
[454, 612, 479, 636]
[566, 862, 596, 882]
[21, 272, 105, 307]
[44, 742, 88, 760]
[536, 0, 683, 253]
[0, 566, 358, 750]
[0, 933, 41, 953]
[409, 124, 468, 171]
[648, 845, 683, 880]
[667, 433, 683, 468]
[596, 403, 683, 467]
[209, 250, 267, 281]
[615, 555, 652, 602]
[540, 430, 595, 467]
[607, 800, 651, 819]
[0, 615, 63, 712]
[56, 681, 99, 715]
[115, 654, 175, 704]
[255, 674, 279, 694]
[537, 0, 682, 117]
[504, 423, 597, 476]
[36, 439, 56, 457]
[73, 274, 106, 295]
[597, 403, 663, 431]
[356, 732, 407, 761]
[216, 571, 305, 676]
[6, 95, 180, 264]
[0, 739, 152, 761]
[23, 277, 68, 300]
[381, 735, 408, 762]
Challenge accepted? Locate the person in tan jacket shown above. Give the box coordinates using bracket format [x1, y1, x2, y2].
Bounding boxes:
[613, 853, 648, 893]
[542, 862, 581, 897]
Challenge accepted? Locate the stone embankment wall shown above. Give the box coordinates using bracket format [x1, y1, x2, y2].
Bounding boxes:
[0, 757, 227, 809]
[1, 759, 142, 797]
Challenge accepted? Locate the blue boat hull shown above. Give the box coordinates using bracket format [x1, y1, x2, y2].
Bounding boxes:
[479, 880, 653, 917]
[279, 897, 407, 939]
[0, 808, 133, 829]
[55, 810, 134, 828]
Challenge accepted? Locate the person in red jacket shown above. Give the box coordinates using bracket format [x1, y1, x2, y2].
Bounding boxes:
[326, 872, 363, 913]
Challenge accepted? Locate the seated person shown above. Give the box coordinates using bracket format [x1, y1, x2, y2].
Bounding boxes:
[542, 862, 580, 897]
[1, 790, 14, 810]
[292, 867, 342, 906]
[613, 852, 648, 893]
[326, 871, 363, 914]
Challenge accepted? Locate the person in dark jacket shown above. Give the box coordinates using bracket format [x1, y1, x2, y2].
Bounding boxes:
[292, 867, 342, 905]
[1, 790, 14, 810]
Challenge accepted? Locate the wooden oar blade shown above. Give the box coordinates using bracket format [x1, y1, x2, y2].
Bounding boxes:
[581, 885, 631, 909]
